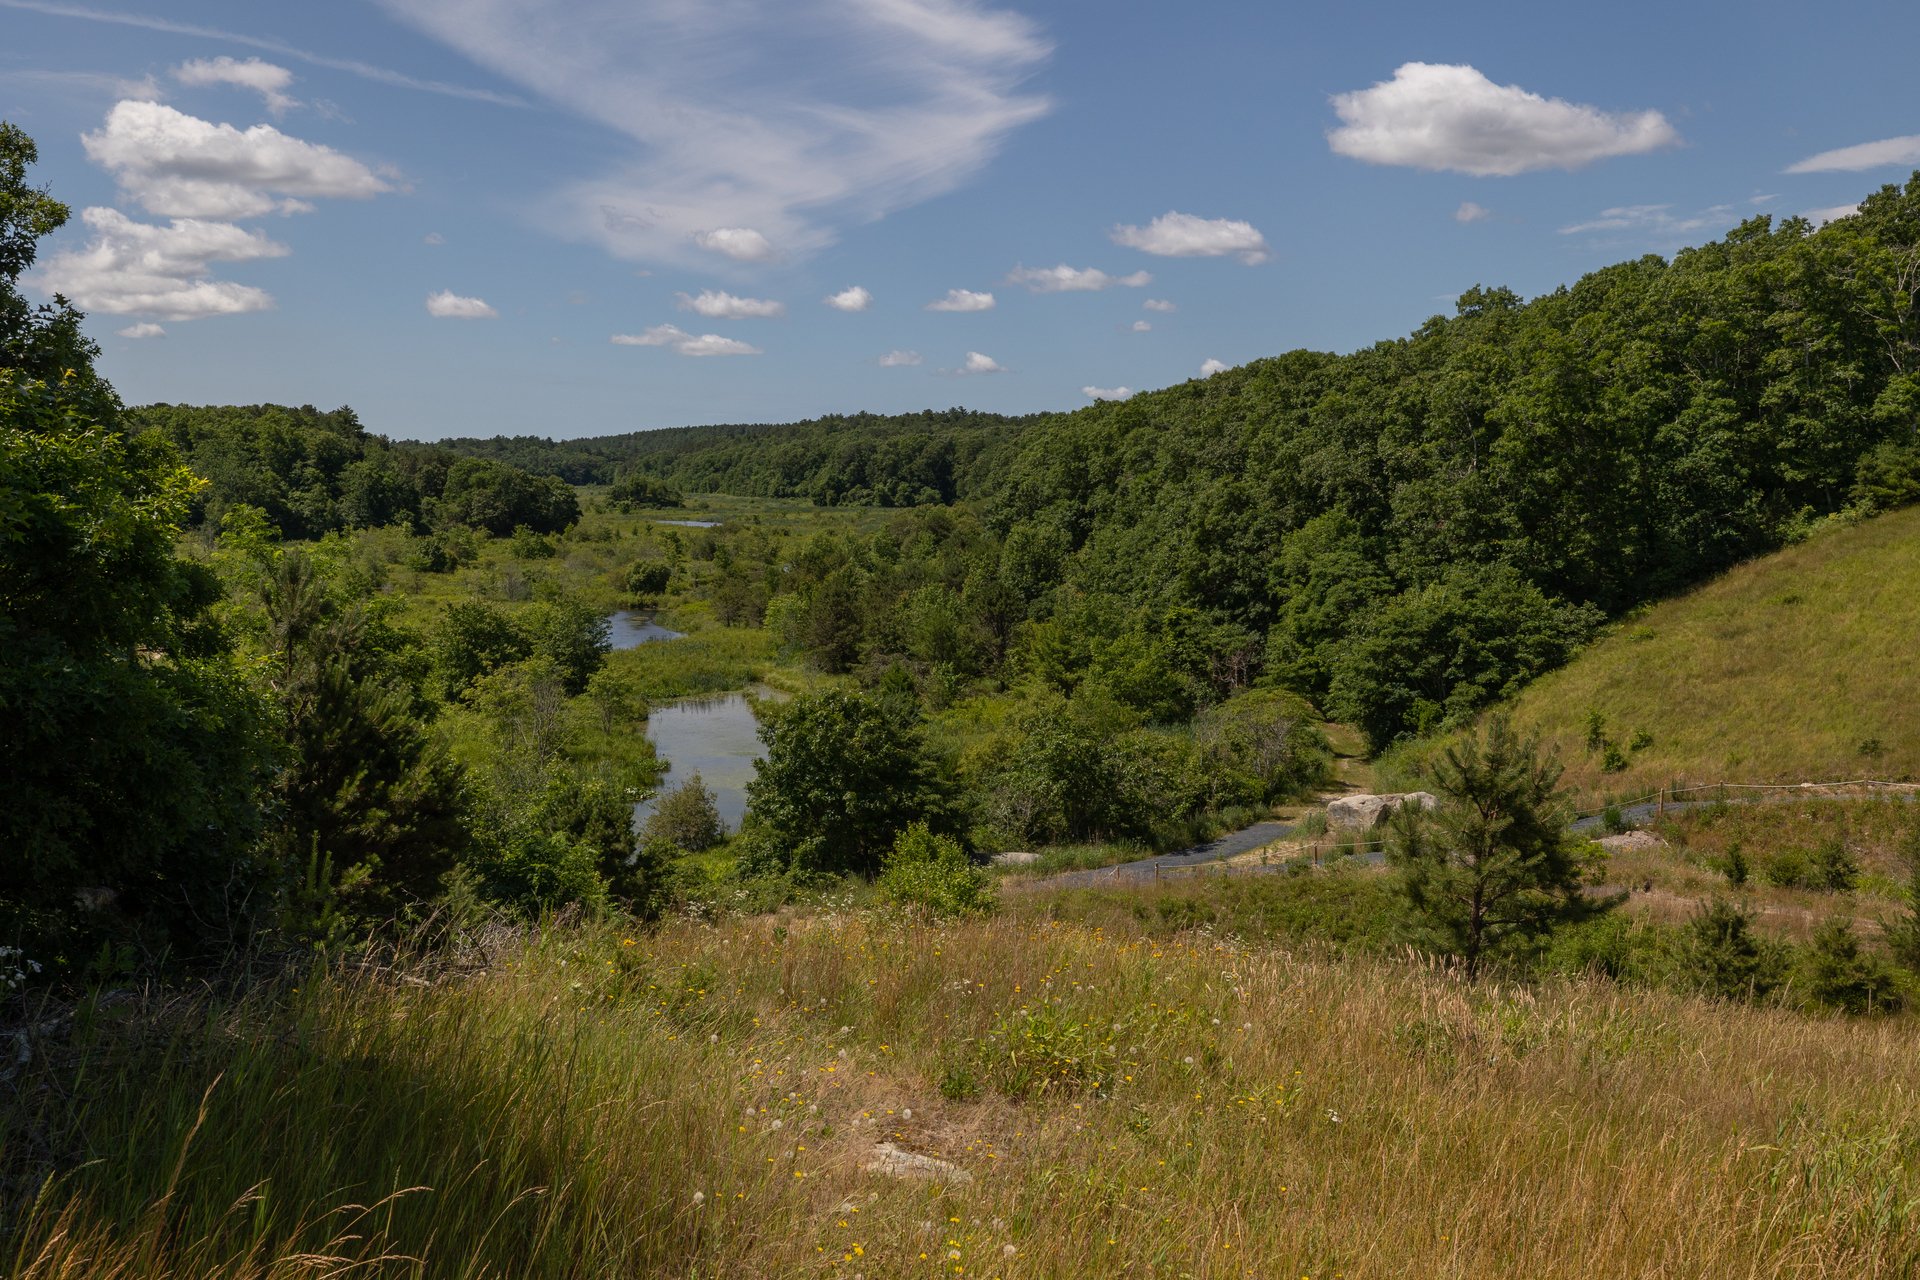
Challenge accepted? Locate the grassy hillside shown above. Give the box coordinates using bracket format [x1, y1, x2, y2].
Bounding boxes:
[11, 905, 1920, 1278]
[1419, 504, 1920, 802]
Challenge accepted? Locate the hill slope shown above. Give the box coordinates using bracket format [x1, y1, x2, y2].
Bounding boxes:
[1453, 504, 1920, 799]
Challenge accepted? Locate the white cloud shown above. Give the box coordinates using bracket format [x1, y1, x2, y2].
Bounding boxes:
[1454, 201, 1493, 223]
[1805, 203, 1862, 225]
[676, 288, 785, 319]
[0, 0, 526, 106]
[825, 285, 872, 312]
[879, 348, 923, 366]
[692, 227, 777, 263]
[36, 207, 284, 319]
[1131, 320, 1151, 332]
[610, 324, 761, 356]
[426, 290, 498, 318]
[375, 0, 1052, 267]
[1142, 298, 1176, 312]
[424, 231, 446, 245]
[174, 56, 298, 115]
[1199, 357, 1228, 376]
[927, 288, 996, 312]
[1787, 134, 1920, 174]
[1082, 385, 1132, 401]
[116, 321, 166, 338]
[83, 99, 390, 219]
[1558, 202, 1738, 239]
[960, 350, 1004, 374]
[1327, 63, 1678, 176]
[1005, 263, 1151, 292]
[1111, 211, 1269, 264]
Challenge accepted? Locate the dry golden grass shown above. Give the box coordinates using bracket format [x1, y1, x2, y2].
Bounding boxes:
[1422, 505, 1920, 806]
[9, 902, 1920, 1279]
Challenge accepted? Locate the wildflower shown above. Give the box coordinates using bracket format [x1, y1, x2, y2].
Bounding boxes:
[692, 1191, 706, 1206]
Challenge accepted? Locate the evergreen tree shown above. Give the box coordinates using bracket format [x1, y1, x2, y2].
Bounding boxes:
[1387, 717, 1613, 979]
[1675, 900, 1781, 1002]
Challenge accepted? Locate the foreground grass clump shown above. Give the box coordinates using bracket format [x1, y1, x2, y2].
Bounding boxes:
[9, 908, 1920, 1278]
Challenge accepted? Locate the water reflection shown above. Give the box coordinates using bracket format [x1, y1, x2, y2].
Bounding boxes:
[633, 692, 767, 833]
[607, 610, 685, 649]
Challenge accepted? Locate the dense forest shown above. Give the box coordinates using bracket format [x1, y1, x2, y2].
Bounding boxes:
[438, 408, 1032, 505]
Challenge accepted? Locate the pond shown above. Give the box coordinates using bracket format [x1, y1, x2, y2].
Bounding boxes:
[607, 610, 685, 649]
[655, 518, 722, 528]
[632, 692, 768, 834]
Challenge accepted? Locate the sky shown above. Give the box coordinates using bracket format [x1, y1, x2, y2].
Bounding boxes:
[4, 0, 1918, 441]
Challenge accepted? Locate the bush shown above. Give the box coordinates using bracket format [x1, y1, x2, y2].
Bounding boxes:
[625, 559, 672, 597]
[1802, 918, 1903, 1014]
[1763, 849, 1812, 889]
[509, 525, 557, 559]
[646, 773, 726, 851]
[1674, 900, 1782, 1002]
[1811, 837, 1860, 893]
[876, 823, 993, 918]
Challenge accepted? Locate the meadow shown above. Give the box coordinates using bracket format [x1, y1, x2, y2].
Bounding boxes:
[9, 898, 1920, 1279]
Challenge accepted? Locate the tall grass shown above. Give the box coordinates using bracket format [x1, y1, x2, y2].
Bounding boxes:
[1384, 504, 1920, 804]
[10, 901, 1920, 1277]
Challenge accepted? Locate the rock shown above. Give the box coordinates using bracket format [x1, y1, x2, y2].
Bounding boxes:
[863, 1142, 973, 1184]
[991, 851, 1039, 867]
[1325, 792, 1438, 830]
[1595, 830, 1665, 854]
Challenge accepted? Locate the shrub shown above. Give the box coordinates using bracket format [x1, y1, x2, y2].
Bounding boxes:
[1763, 849, 1812, 889]
[1675, 901, 1782, 1002]
[625, 559, 672, 597]
[509, 525, 557, 558]
[646, 773, 726, 851]
[1802, 918, 1903, 1014]
[876, 822, 993, 918]
[1811, 837, 1860, 893]
[1722, 841, 1750, 887]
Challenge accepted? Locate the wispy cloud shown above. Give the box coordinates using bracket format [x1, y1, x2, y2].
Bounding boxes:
[175, 56, 299, 116]
[1454, 200, 1493, 223]
[1786, 134, 1920, 174]
[1558, 201, 1738, 238]
[611, 324, 762, 356]
[878, 348, 922, 366]
[373, 0, 1052, 266]
[927, 288, 995, 312]
[1005, 263, 1151, 292]
[116, 321, 166, 338]
[1112, 211, 1269, 264]
[0, 0, 527, 106]
[1328, 62, 1678, 175]
[1142, 298, 1176, 313]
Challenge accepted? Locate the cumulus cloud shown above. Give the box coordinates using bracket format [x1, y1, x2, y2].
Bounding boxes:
[879, 348, 923, 366]
[1111, 211, 1269, 264]
[1143, 298, 1176, 313]
[825, 285, 872, 312]
[676, 288, 785, 319]
[37, 207, 284, 319]
[1005, 263, 1151, 292]
[610, 324, 761, 356]
[1786, 134, 1920, 174]
[1199, 357, 1228, 376]
[83, 99, 390, 218]
[1131, 320, 1151, 332]
[1454, 201, 1493, 223]
[1082, 385, 1132, 400]
[426, 290, 498, 318]
[1327, 63, 1678, 176]
[927, 288, 995, 312]
[959, 350, 1004, 374]
[174, 56, 299, 115]
[375, 0, 1053, 267]
[693, 226, 776, 262]
[116, 321, 167, 338]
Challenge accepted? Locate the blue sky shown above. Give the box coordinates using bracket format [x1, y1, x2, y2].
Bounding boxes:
[4, 0, 1917, 440]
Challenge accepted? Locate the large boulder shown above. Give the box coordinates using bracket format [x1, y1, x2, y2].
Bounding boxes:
[1325, 792, 1437, 830]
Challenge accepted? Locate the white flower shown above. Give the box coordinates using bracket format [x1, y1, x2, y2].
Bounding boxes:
[692, 1190, 706, 1205]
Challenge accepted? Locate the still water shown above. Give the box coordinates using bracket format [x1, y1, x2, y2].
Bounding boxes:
[607, 610, 684, 648]
[656, 518, 722, 528]
[632, 693, 767, 833]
